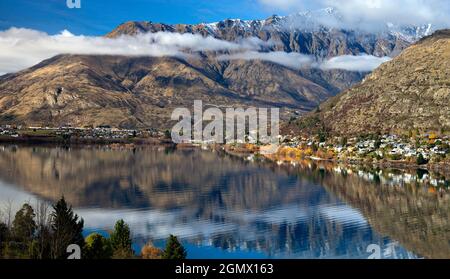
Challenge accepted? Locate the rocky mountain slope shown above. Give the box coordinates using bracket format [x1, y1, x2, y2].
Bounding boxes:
[290, 30, 450, 136]
[107, 8, 432, 58]
[0, 54, 350, 128]
[0, 9, 434, 129]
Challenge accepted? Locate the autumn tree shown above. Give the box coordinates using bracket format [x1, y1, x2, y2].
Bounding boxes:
[141, 241, 163, 259]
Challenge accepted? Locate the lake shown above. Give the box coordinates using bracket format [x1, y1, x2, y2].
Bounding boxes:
[0, 144, 448, 259]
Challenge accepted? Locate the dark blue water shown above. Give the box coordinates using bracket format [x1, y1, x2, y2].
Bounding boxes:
[0, 145, 448, 258]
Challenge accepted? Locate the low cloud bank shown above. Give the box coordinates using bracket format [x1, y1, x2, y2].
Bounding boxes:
[0, 27, 389, 75]
[0, 28, 268, 75]
[219, 52, 391, 72]
[217, 51, 315, 69]
[319, 54, 392, 71]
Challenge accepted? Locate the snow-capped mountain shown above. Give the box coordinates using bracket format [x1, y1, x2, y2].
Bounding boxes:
[203, 7, 433, 43]
[107, 8, 433, 59]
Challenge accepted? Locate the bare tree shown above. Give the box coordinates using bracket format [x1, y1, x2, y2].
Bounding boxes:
[35, 200, 50, 229]
[34, 199, 51, 259]
[3, 199, 13, 229]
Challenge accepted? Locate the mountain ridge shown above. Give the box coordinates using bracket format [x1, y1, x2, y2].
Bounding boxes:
[288, 29, 450, 137]
[106, 9, 433, 58]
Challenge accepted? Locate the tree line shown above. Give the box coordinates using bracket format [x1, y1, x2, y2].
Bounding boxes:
[0, 197, 186, 259]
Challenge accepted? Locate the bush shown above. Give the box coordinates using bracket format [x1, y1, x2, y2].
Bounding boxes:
[388, 154, 402, 161]
[2, 241, 29, 259]
[112, 247, 134, 259]
[141, 242, 163, 259]
[84, 233, 112, 259]
[0, 222, 9, 243]
[0, 222, 10, 257]
[416, 153, 429, 165]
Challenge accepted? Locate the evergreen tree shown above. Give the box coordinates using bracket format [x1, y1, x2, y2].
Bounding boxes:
[318, 130, 327, 143]
[0, 222, 8, 243]
[340, 137, 348, 147]
[164, 130, 171, 139]
[84, 233, 112, 259]
[0, 222, 9, 256]
[50, 197, 84, 259]
[110, 219, 133, 258]
[416, 153, 428, 165]
[162, 235, 187, 260]
[12, 203, 36, 243]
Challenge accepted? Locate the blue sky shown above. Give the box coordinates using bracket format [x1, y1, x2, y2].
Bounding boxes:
[0, 0, 278, 35]
[1, 1, 449, 35]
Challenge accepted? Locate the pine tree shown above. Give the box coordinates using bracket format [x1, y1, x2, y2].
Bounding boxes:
[50, 197, 84, 259]
[0, 222, 9, 256]
[0, 222, 8, 243]
[110, 219, 133, 258]
[162, 235, 187, 260]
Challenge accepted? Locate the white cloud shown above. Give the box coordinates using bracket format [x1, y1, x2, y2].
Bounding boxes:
[0, 27, 391, 75]
[320, 54, 391, 71]
[0, 27, 267, 75]
[259, 0, 450, 29]
[217, 51, 314, 69]
[219, 51, 390, 72]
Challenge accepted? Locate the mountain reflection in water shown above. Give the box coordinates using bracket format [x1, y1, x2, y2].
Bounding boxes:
[0, 145, 448, 259]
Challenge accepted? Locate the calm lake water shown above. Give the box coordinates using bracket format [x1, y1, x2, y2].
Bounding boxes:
[0, 145, 448, 259]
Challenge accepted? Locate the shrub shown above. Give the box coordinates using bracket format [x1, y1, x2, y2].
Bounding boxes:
[416, 153, 429, 165]
[0, 222, 9, 243]
[388, 154, 402, 161]
[141, 242, 163, 259]
[84, 233, 112, 259]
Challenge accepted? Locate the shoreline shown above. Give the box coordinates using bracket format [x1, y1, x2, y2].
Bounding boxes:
[1, 135, 449, 176]
[0, 135, 174, 146]
[222, 144, 450, 177]
[308, 156, 450, 173]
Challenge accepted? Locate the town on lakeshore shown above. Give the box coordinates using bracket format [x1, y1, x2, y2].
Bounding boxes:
[1, 124, 449, 171]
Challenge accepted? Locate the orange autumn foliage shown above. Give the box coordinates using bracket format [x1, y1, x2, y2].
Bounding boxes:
[141, 243, 163, 259]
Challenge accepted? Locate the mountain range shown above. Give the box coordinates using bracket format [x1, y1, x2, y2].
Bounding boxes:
[0, 9, 436, 129]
